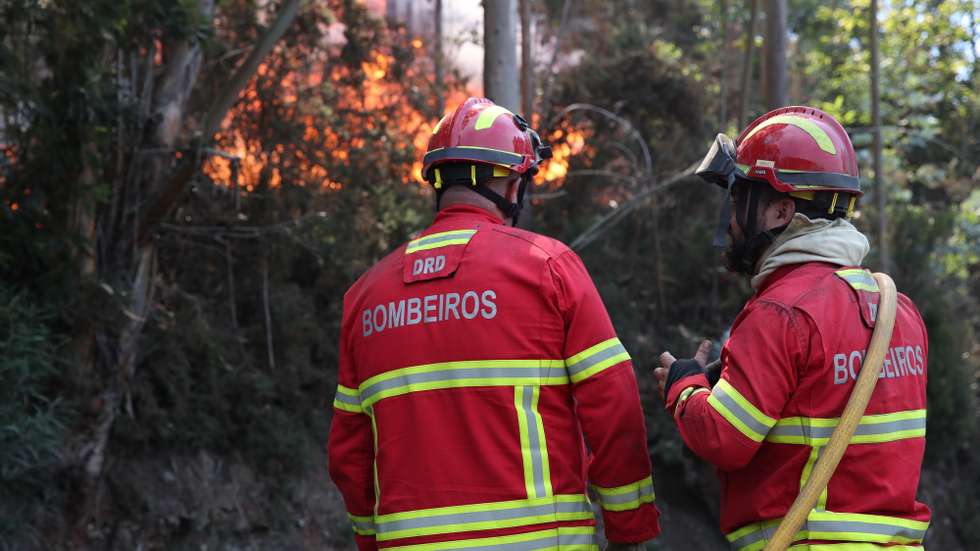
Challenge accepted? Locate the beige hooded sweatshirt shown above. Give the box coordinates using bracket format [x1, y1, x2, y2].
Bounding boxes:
[751, 213, 870, 291]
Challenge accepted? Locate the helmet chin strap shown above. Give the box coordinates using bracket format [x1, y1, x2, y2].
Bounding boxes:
[435, 175, 527, 225]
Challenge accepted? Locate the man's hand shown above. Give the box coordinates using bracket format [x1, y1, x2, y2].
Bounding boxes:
[604, 542, 644, 551]
[654, 340, 712, 402]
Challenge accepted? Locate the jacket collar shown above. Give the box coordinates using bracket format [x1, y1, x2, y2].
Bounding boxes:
[432, 204, 505, 227]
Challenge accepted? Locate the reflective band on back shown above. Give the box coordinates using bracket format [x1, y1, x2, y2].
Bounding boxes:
[707, 379, 776, 442]
[375, 495, 594, 541]
[835, 268, 880, 293]
[592, 476, 655, 512]
[741, 114, 837, 155]
[516, 386, 553, 499]
[406, 229, 477, 254]
[565, 338, 631, 383]
[333, 385, 362, 413]
[386, 525, 598, 551]
[358, 360, 569, 409]
[726, 511, 929, 551]
[767, 410, 926, 445]
[348, 513, 376, 536]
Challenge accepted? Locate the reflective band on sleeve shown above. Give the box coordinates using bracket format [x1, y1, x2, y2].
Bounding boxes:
[348, 513, 376, 536]
[358, 359, 569, 409]
[406, 229, 477, 254]
[592, 475, 655, 512]
[726, 511, 929, 551]
[565, 338, 631, 383]
[766, 409, 926, 446]
[707, 379, 777, 442]
[385, 525, 597, 551]
[835, 268, 880, 292]
[333, 384, 363, 413]
[374, 494, 594, 541]
[515, 386, 553, 499]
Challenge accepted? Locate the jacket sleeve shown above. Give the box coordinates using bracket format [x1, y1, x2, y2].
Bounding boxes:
[549, 250, 661, 544]
[327, 297, 378, 551]
[668, 300, 808, 471]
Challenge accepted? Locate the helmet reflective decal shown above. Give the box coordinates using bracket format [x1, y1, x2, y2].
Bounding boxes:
[432, 115, 449, 135]
[474, 105, 513, 131]
[741, 114, 838, 155]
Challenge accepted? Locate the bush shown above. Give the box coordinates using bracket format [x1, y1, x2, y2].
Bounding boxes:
[0, 285, 71, 546]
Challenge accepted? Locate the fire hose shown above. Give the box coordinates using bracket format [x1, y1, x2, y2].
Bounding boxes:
[704, 272, 898, 551]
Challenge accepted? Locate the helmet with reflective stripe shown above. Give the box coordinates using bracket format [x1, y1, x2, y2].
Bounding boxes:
[736, 106, 861, 197]
[423, 97, 542, 181]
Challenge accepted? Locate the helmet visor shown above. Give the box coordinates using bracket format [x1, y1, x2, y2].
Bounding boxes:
[695, 133, 743, 189]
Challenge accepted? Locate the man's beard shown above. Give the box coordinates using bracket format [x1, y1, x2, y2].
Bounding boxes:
[723, 232, 756, 274]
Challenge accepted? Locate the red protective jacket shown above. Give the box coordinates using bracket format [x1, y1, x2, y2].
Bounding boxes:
[666, 262, 931, 550]
[328, 204, 660, 550]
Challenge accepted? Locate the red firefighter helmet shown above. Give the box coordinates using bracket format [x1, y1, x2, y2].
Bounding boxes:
[422, 97, 545, 184]
[735, 106, 861, 197]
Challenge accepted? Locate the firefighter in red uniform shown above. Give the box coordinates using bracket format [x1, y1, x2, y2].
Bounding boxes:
[328, 97, 661, 551]
[654, 106, 931, 550]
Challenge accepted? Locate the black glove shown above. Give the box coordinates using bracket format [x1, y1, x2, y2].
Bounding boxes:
[664, 358, 707, 399]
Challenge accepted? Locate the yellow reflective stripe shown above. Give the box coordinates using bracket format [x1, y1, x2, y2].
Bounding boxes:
[358, 359, 569, 409]
[515, 386, 536, 498]
[726, 511, 929, 551]
[406, 229, 477, 254]
[386, 525, 598, 551]
[741, 114, 837, 155]
[592, 475, 655, 512]
[333, 384, 363, 413]
[474, 105, 513, 130]
[835, 268, 880, 292]
[374, 494, 594, 541]
[766, 409, 927, 446]
[515, 386, 553, 498]
[707, 379, 776, 442]
[565, 338, 631, 384]
[800, 446, 828, 510]
[348, 513, 376, 536]
[797, 544, 916, 551]
[530, 386, 553, 497]
[370, 408, 380, 503]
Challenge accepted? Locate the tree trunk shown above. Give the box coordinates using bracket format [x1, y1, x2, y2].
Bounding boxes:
[764, 0, 788, 109]
[870, 0, 889, 271]
[718, 0, 730, 128]
[434, 0, 444, 115]
[483, 0, 520, 112]
[520, 0, 534, 119]
[737, 0, 759, 128]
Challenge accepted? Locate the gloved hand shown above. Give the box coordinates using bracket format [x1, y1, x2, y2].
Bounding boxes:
[604, 542, 644, 551]
[654, 339, 712, 402]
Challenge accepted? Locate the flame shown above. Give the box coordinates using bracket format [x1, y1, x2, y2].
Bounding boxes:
[542, 125, 588, 184]
[203, 5, 475, 196]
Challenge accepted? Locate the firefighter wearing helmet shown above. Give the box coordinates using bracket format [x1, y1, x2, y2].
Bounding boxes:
[654, 106, 931, 549]
[329, 98, 661, 551]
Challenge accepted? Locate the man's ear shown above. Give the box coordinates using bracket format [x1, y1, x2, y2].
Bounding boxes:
[773, 196, 796, 226]
[763, 195, 796, 230]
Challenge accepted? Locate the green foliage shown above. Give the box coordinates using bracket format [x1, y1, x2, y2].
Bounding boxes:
[0, 285, 72, 545]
